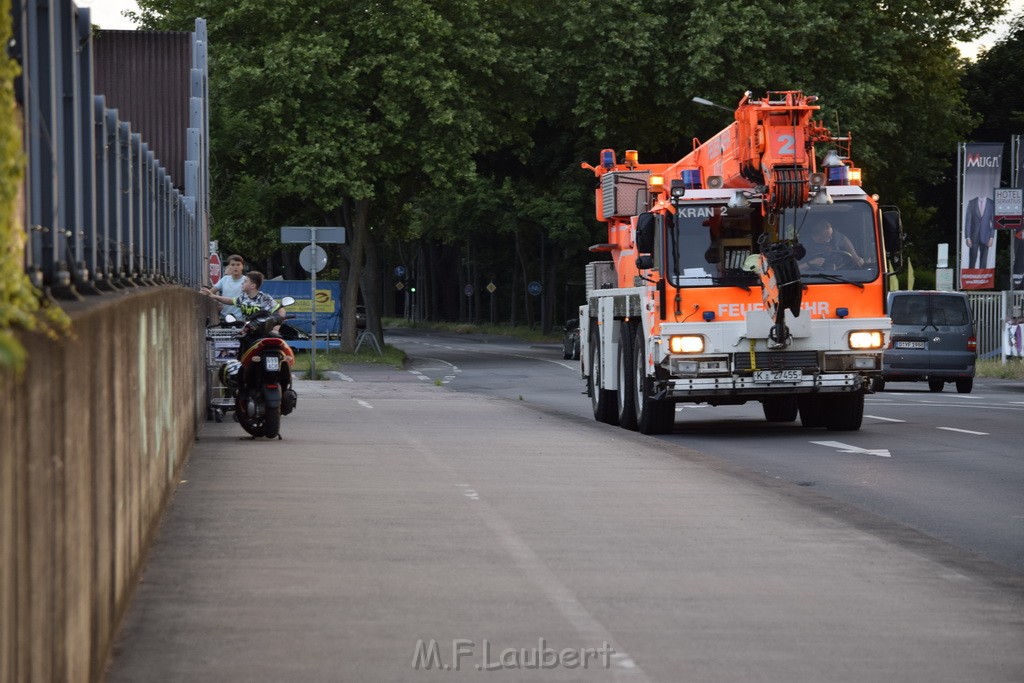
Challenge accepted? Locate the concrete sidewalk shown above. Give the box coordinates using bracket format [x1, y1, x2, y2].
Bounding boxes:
[107, 369, 1024, 682]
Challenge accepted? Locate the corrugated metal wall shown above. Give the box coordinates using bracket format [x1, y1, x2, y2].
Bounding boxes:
[93, 30, 191, 191]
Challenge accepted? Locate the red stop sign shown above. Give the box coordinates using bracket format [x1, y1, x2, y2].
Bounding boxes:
[209, 253, 222, 285]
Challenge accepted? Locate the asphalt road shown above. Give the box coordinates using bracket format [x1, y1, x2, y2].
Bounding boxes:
[386, 328, 1024, 573]
[106, 344, 1024, 682]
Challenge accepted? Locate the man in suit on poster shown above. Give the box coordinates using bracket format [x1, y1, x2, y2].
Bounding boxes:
[965, 192, 995, 268]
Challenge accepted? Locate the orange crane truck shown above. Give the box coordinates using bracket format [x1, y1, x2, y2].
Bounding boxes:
[579, 90, 904, 434]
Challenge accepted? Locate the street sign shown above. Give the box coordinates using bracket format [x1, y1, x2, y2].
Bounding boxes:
[208, 253, 221, 285]
[528, 281, 542, 296]
[995, 188, 1023, 229]
[464, 284, 474, 297]
[486, 282, 496, 294]
[299, 245, 328, 273]
[280, 226, 346, 244]
[394, 265, 407, 278]
[395, 281, 405, 290]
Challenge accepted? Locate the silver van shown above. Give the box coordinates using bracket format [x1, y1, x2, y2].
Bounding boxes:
[873, 291, 977, 393]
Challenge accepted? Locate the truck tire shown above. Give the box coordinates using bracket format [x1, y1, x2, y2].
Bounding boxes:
[617, 322, 638, 430]
[588, 327, 619, 425]
[955, 377, 973, 394]
[762, 396, 798, 422]
[825, 392, 864, 431]
[798, 396, 827, 428]
[632, 326, 674, 434]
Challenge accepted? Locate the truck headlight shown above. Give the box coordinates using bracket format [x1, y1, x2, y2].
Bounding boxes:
[669, 335, 704, 353]
[848, 331, 884, 349]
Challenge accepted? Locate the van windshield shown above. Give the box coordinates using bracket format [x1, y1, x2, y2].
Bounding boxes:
[890, 295, 970, 326]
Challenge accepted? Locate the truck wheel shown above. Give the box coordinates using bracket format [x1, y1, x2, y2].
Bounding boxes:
[633, 326, 674, 434]
[928, 379, 944, 392]
[798, 396, 827, 428]
[617, 322, 638, 430]
[871, 378, 885, 392]
[825, 393, 864, 431]
[762, 396, 798, 422]
[955, 377, 973, 394]
[588, 327, 619, 425]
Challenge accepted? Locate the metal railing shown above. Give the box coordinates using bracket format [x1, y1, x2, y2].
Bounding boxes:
[965, 291, 1024, 359]
[11, 1, 210, 296]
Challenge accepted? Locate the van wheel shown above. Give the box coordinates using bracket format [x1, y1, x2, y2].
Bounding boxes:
[928, 379, 944, 392]
[871, 378, 885, 392]
[956, 377, 973, 394]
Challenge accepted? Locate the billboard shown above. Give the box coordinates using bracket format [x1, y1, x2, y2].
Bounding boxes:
[1015, 139, 1024, 289]
[261, 280, 341, 335]
[959, 143, 1003, 290]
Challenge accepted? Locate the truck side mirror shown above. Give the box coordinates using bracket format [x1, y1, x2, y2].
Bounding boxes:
[881, 207, 904, 272]
[636, 212, 655, 254]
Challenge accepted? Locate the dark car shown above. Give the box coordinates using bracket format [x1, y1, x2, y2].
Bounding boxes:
[355, 305, 367, 330]
[875, 291, 976, 393]
[562, 318, 580, 360]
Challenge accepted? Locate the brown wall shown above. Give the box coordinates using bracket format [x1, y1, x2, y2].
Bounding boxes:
[1, 287, 214, 682]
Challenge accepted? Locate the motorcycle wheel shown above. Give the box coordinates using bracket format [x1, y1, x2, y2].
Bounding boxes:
[262, 405, 281, 439]
[236, 394, 265, 437]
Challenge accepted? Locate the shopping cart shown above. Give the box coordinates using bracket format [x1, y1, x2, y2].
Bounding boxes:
[205, 324, 241, 421]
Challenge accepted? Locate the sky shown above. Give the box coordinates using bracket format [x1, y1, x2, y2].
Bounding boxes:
[82, 0, 1019, 56]
[78, 0, 141, 30]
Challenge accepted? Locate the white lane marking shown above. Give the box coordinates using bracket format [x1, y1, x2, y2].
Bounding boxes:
[324, 371, 354, 382]
[937, 426, 989, 435]
[811, 440, 892, 458]
[864, 414, 905, 423]
[355, 399, 373, 409]
[408, 446, 648, 680]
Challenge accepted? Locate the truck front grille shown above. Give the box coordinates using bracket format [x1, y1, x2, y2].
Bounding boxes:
[734, 350, 819, 372]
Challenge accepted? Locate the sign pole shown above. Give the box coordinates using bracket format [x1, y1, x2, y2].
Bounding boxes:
[311, 232, 318, 379]
[280, 226, 346, 379]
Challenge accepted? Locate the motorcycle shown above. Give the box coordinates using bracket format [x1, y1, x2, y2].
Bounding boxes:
[219, 296, 299, 439]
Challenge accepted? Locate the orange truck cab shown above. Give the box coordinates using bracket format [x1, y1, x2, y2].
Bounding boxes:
[578, 91, 905, 434]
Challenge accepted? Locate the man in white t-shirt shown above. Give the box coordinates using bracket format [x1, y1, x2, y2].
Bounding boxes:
[205, 254, 245, 320]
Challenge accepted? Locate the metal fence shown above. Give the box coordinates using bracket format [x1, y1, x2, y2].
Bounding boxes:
[965, 290, 1024, 359]
[10, 1, 210, 296]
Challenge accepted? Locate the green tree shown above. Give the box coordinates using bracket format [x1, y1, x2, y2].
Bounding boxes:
[133, 0, 536, 348]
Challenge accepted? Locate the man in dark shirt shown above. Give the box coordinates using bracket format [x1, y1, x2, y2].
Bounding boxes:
[799, 220, 864, 270]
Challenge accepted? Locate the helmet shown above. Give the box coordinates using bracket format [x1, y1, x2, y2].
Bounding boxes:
[219, 359, 243, 388]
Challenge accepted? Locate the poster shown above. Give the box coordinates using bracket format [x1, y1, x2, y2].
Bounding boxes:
[959, 142, 1003, 290]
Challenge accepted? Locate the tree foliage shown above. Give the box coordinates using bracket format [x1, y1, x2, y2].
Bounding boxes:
[132, 0, 1009, 329]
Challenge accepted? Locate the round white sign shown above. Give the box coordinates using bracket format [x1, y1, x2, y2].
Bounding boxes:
[299, 245, 328, 273]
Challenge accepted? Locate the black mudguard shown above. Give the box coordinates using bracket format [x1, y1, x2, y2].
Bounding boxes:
[263, 384, 283, 408]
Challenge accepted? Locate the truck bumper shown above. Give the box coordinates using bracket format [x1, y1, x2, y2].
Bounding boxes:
[663, 372, 865, 399]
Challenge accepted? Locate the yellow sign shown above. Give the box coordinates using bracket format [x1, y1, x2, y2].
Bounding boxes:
[287, 289, 336, 313]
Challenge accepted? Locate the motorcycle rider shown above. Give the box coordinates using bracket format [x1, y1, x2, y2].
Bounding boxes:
[205, 270, 282, 319]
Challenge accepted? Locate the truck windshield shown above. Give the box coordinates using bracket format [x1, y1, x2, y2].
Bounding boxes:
[668, 200, 879, 287]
